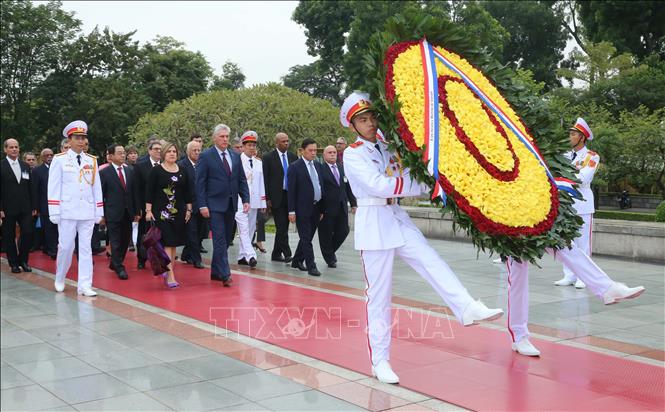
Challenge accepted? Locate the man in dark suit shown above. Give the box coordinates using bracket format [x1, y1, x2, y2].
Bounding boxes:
[262, 132, 297, 263]
[318, 145, 357, 268]
[100, 144, 140, 279]
[287, 138, 325, 276]
[1, 138, 37, 273]
[178, 140, 205, 269]
[133, 140, 162, 269]
[32, 148, 57, 259]
[196, 124, 249, 286]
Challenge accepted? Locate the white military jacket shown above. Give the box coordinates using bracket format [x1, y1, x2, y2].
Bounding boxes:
[47, 149, 104, 220]
[565, 145, 599, 215]
[343, 136, 427, 250]
[239, 153, 266, 209]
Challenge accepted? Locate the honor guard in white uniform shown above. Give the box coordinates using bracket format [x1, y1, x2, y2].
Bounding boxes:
[506, 119, 644, 357]
[235, 131, 266, 268]
[554, 118, 599, 289]
[341, 92, 503, 384]
[48, 120, 103, 296]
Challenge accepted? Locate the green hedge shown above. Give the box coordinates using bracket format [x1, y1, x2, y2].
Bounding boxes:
[656, 201, 665, 222]
[595, 210, 656, 222]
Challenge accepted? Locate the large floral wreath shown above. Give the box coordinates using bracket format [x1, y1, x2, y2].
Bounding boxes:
[364, 11, 582, 263]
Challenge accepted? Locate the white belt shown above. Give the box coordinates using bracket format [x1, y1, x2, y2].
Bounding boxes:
[356, 198, 395, 206]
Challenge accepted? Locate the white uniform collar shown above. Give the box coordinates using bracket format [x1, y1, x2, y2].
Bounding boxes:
[574, 145, 588, 158]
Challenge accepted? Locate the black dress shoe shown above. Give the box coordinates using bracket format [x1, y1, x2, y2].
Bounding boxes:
[19, 263, 32, 272]
[308, 268, 321, 277]
[117, 270, 129, 280]
[237, 258, 248, 266]
[248, 257, 257, 268]
[49, 254, 57, 261]
[284, 256, 293, 264]
[291, 261, 307, 271]
[271, 256, 285, 262]
[11, 266, 21, 273]
[222, 277, 233, 287]
[137, 262, 145, 270]
[193, 262, 205, 269]
[327, 262, 337, 268]
[128, 246, 135, 252]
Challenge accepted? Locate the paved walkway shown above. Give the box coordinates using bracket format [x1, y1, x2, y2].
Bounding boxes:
[1, 230, 663, 411]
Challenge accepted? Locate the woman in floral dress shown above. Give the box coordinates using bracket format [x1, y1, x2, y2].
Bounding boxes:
[145, 142, 193, 287]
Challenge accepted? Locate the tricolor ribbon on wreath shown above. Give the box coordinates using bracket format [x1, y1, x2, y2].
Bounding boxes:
[417, 38, 581, 204]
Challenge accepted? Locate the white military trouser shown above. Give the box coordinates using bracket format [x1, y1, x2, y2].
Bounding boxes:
[55, 219, 96, 292]
[235, 208, 258, 261]
[561, 213, 593, 282]
[506, 243, 613, 343]
[360, 222, 474, 366]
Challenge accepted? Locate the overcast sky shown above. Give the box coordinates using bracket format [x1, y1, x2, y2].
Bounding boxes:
[59, 1, 315, 86]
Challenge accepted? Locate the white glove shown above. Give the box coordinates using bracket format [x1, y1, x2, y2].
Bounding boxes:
[95, 216, 103, 224]
[50, 215, 60, 225]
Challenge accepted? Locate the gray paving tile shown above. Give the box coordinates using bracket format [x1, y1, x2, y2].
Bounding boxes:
[82, 318, 149, 336]
[7, 314, 78, 330]
[594, 330, 665, 351]
[107, 328, 180, 347]
[78, 347, 162, 372]
[0, 318, 21, 332]
[0, 330, 43, 348]
[210, 402, 270, 411]
[211, 370, 309, 402]
[622, 323, 665, 338]
[257, 389, 363, 411]
[0, 303, 49, 319]
[107, 364, 200, 391]
[27, 324, 97, 342]
[49, 333, 129, 356]
[134, 339, 214, 363]
[0, 364, 34, 389]
[147, 381, 247, 411]
[73, 392, 172, 411]
[41, 373, 137, 404]
[1, 342, 71, 366]
[0, 383, 67, 411]
[169, 354, 258, 380]
[13, 356, 100, 384]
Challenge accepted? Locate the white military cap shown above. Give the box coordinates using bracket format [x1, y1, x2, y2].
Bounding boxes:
[62, 120, 88, 138]
[240, 130, 258, 144]
[340, 91, 374, 128]
[569, 117, 593, 141]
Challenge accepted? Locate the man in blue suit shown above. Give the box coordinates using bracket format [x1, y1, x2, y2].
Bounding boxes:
[288, 138, 325, 277]
[196, 124, 250, 286]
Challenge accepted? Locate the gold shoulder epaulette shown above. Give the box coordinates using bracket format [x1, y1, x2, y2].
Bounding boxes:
[350, 141, 364, 149]
[85, 153, 97, 159]
[54, 152, 66, 157]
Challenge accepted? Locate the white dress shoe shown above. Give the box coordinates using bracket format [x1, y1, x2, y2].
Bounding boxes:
[78, 288, 98, 297]
[603, 282, 645, 305]
[554, 277, 575, 286]
[574, 279, 586, 289]
[512, 338, 541, 356]
[462, 300, 503, 326]
[54, 281, 65, 293]
[371, 360, 399, 384]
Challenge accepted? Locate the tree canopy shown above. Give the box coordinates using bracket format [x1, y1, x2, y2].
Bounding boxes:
[129, 83, 353, 155]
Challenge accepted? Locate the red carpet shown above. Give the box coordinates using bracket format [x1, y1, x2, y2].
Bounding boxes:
[24, 252, 665, 411]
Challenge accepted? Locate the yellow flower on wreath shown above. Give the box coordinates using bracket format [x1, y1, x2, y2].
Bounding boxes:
[391, 43, 552, 228]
